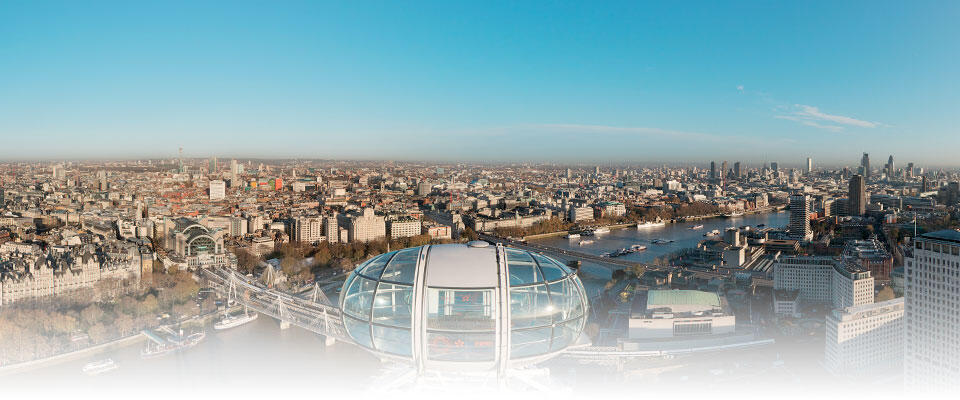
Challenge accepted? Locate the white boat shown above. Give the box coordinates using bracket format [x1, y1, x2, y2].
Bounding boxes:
[704, 229, 721, 237]
[578, 239, 595, 245]
[214, 311, 258, 330]
[690, 224, 704, 230]
[82, 359, 118, 375]
[636, 221, 666, 229]
[566, 233, 581, 239]
[593, 227, 610, 234]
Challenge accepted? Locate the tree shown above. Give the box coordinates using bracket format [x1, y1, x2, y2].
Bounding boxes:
[80, 305, 104, 327]
[876, 286, 897, 302]
[234, 248, 261, 274]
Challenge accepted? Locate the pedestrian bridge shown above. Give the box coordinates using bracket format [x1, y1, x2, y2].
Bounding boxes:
[200, 267, 351, 343]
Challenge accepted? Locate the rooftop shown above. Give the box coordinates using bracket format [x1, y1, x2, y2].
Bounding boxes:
[647, 289, 720, 309]
[921, 229, 960, 244]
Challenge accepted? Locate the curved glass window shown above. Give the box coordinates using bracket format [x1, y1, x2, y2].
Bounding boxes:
[344, 316, 372, 348]
[342, 276, 378, 320]
[372, 325, 412, 357]
[550, 318, 582, 351]
[509, 285, 553, 328]
[372, 283, 413, 328]
[548, 279, 585, 322]
[506, 249, 543, 285]
[359, 252, 394, 279]
[427, 331, 496, 362]
[510, 326, 553, 358]
[427, 288, 496, 331]
[533, 253, 567, 282]
[380, 248, 419, 284]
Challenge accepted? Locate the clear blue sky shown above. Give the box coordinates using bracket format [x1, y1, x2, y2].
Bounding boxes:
[1, 1, 958, 167]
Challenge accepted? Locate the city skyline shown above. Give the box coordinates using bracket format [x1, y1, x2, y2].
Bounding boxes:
[2, 1, 959, 164]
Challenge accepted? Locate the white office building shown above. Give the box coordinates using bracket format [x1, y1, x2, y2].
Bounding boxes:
[290, 216, 325, 244]
[773, 256, 873, 309]
[904, 230, 960, 392]
[209, 180, 226, 201]
[825, 297, 904, 377]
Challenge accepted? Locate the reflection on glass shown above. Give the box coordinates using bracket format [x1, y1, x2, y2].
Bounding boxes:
[427, 331, 496, 361]
[372, 283, 413, 328]
[506, 249, 543, 285]
[344, 316, 372, 348]
[342, 276, 378, 320]
[372, 324, 412, 356]
[427, 288, 496, 331]
[533, 253, 566, 281]
[380, 248, 419, 284]
[510, 285, 553, 328]
[359, 252, 395, 279]
[510, 326, 553, 358]
[550, 318, 582, 351]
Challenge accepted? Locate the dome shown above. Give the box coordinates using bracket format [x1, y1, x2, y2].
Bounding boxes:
[339, 243, 588, 371]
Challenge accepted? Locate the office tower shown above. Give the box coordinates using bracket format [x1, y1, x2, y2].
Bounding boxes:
[905, 231, 960, 392]
[861, 153, 870, 179]
[771, 162, 779, 173]
[208, 156, 217, 174]
[594, 165, 600, 175]
[922, 175, 928, 192]
[230, 159, 239, 178]
[733, 161, 741, 178]
[824, 298, 904, 378]
[208, 180, 226, 201]
[710, 161, 717, 182]
[290, 216, 324, 244]
[887, 155, 895, 178]
[565, 168, 571, 179]
[806, 157, 813, 174]
[788, 194, 812, 241]
[321, 214, 338, 243]
[848, 175, 866, 216]
[906, 162, 914, 179]
[720, 161, 728, 184]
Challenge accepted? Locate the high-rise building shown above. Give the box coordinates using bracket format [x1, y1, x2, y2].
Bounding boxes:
[208, 156, 217, 174]
[710, 161, 717, 182]
[229, 159, 239, 179]
[324, 214, 339, 244]
[733, 161, 741, 178]
[290, 216, 324, 244]
[771, 162, 779, 173]
[208, 180, 226, 201]
[886, 155, 895, 178]
[904, 231, 960, 392]
[720, 161, 728, 183]
[806, 157, 813, 174]
[848, 175, 866, 216]
[861, 153, 871, 180]
[788, 194, 812, 241]
[825, 298, 904, 378]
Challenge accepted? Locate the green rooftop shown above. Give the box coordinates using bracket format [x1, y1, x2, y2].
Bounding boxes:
[647, 290, 720, 308]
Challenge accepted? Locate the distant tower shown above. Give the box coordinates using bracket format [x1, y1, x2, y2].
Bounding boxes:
[710, 161, 717, 182]
[721, 161, 728, 184]
[771, 162, 779, 173]
[788, 194, 812, 241]
[861, 153, 870, 180]
[178, 147, 184, 173]
[848, 175, 866, 216]
[209, 156, 217, 174]
[734, 161, 741, 178]
[806, 157, 813, 174]
[887, 155, 895, 178]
